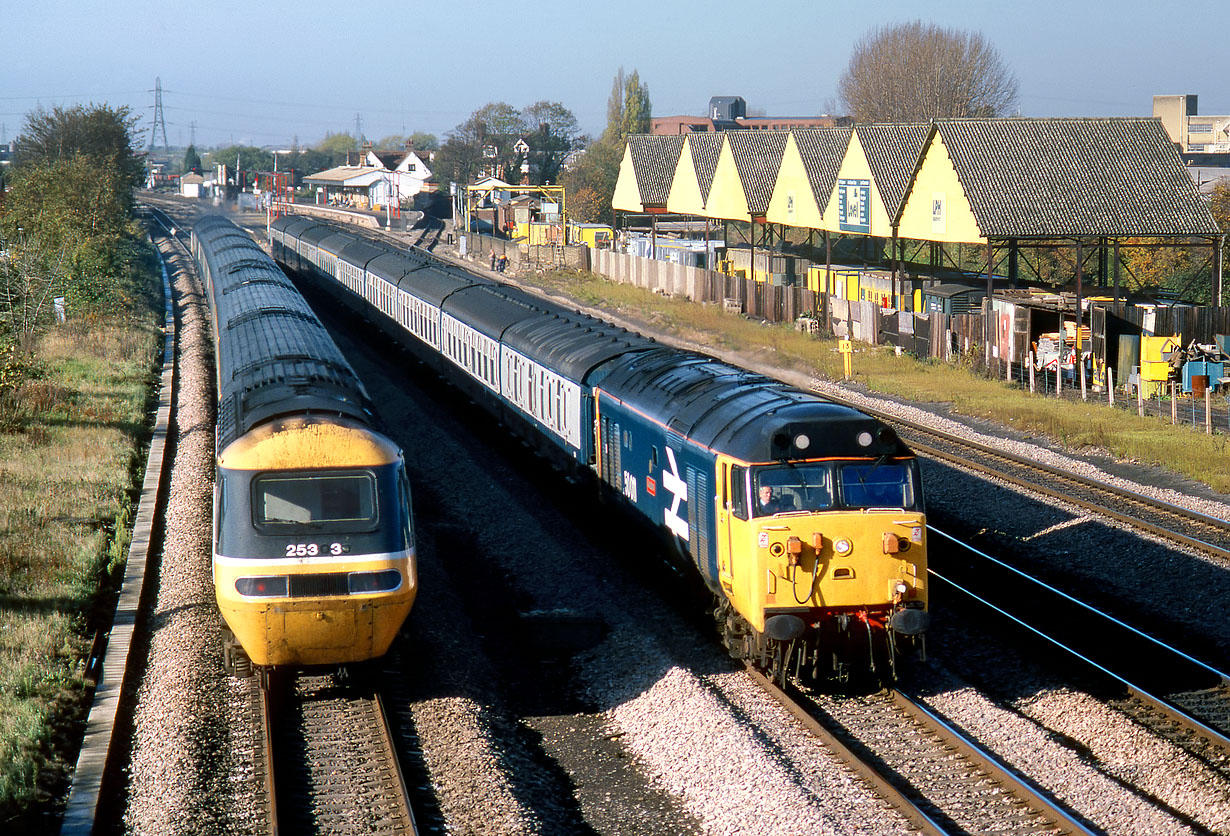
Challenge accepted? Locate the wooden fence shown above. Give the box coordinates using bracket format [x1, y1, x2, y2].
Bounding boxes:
[588, 248, 1230, 384]
[590, 248, 958, 359]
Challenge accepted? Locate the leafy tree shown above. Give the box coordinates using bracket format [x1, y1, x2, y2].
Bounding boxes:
[521, 101, 583, 184]
[568, 186, 606, 225]
[4, 155, 129, 249]
[838, 21, 1018, 122]
[315, 131, 361, 163]
[1211, 179, 1230, 234]
[1120, 238, 1199, 296]
[0, 102, 152, 343]
[408, 131, 438, 151]
[436, 102, 526, 184]
[1, 155, 150, 335]
[562, 67, 651, 224]
[376, 133, 407, 149]
[619, 71, 652, 141]
[601, 68, 652, 145]
[562, 135, 621, 226]
[182, 144, 202, 174]
[203, 145, 273, 174]
[432, 136, 484, 186]
[287, 148, 335, 176]
[12, 103, 144, 208]
[0, 230, 72, 345]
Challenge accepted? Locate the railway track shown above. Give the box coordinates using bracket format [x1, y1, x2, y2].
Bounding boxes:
[255, 673, 419, 836]
[749, 666, 1095, 836]
[933, 526, 1230, 772]
[828, 392, 1230, 561]
[749, 523, 1230, 835]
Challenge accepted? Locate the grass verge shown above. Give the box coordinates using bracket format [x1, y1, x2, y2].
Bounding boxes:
[0, 313, 161, 826]
[531, 268, 1230, 495]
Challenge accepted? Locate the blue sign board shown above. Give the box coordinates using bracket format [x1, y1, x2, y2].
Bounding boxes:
[838, 179, 870, 234]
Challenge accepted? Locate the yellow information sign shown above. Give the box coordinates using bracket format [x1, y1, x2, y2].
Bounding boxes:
[839, 339, 853, 379]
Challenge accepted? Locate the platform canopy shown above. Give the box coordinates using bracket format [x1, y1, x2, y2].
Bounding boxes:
[897, 118, 1222, 244]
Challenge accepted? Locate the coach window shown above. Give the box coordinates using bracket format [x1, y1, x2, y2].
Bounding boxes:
[730, 465, 748, 520]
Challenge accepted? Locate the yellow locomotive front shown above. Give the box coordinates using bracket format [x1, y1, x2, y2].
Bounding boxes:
[214, 416, 417, 675]
[715, 453, 928, 683]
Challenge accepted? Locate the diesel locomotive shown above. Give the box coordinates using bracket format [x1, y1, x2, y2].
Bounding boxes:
[191, 216, 417, 681]
[269, 216, 928, 683]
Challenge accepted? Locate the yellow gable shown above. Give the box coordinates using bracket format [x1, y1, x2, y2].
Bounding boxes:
[703, 138, 751, 221]
[611, 144, 644, 212]
[667, 137, 707, 216]
[766, 133, 824, 229]
[897, 132, 983, 244]
[823, 131, 891, 236]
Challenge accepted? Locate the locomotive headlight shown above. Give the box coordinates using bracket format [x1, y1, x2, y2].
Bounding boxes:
[894, 581, 909, 596]
[235, 576, 288, 597]
[834, 538, 853, 556]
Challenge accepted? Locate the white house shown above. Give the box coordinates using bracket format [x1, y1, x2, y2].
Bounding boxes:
[303, 148, 433, 208]
[365, 149, 433, 201]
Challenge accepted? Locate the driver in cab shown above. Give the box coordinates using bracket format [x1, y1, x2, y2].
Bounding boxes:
[757, 485, 786, 515]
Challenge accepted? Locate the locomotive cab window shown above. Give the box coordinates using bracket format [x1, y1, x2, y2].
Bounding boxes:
[753, 464, 834, 516]
[253, 470, 378, 532]
[838, 462, 919, 510]
[729, 465, 749, 520]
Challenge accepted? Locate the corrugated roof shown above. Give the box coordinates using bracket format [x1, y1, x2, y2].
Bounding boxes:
[724, 131, 789, 215]
[627, 135, 685, 206]
[791, 127, 852, 211]
[687, 133, 725, 202]
[934, 118, 1221, 237]
[855, 124, 930, 219]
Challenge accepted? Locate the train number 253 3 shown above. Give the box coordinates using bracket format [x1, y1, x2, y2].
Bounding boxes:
[285, 543, 345, 557]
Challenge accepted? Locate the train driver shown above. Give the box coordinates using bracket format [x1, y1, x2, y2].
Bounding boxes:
[757, 485, 784, 515]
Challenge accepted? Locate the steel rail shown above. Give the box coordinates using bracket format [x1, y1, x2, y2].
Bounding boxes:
[749, 664, 1099, 835]
[744, 665, 953, 836]
[259, 684, 280, 836]
[889, 688, 1100, 836]
[914, 435, 1230, 559]
[930, 526, 1230, 753]
[373, 691, 421, 836]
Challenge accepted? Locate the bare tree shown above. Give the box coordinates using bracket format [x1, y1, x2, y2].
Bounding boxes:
[838, 21, 1019, 123]
[0, 232, 71, 345]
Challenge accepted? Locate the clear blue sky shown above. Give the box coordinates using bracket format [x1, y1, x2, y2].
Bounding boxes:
[3, 0, 1226, 150]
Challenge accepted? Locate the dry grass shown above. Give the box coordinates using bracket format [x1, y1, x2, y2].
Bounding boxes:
[0, 315, 159, 820]
[533, 268, 1230, 495]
